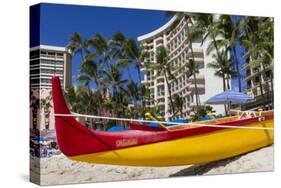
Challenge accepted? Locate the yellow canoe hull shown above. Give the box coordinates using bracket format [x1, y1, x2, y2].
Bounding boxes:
[69, 120, 273, 167]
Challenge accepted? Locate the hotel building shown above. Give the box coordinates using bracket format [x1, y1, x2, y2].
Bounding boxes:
[138, 16, 225, 120]
[30, 45, 72, 130]
[30, 45, 72, 89]
[244, 61, 273, 108]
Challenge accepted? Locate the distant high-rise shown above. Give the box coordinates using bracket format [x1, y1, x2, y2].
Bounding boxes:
[30, 45, 72, 89]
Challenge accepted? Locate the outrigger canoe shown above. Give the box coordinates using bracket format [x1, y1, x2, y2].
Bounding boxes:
[52, 76, 274, 167]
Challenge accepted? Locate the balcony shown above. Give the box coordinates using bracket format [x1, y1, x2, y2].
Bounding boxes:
[156, 94, 165, 99]
[241, 91, 273, 111]
[157, 101, 165, 106]
[156, 81, 165, 86]
[189, 74, 205, 83]
[188, 49, 204, 57]
[189, 102, 197, 107]
[172, 83, 190, 95]
[141, 79, 153, 84]
[189, 84, 205, 94]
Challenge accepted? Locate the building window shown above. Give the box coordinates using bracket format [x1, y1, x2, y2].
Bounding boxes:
[255, 76, 260, 83]
[30, 69, 40, 75]
[31, 79, 40, 84]
[30, 60, 40, 66]
[247, 80, 252, 89]
[40, 50, 47, 55]
[48, 52, 55, 56]
[57, 53, 63, 57]
[55, 70, 63, 74]
[41, 79, 51, 84]
[246, 69, 251, 76]
[265, 71, 271, 81]
[30, 50, 39, 59]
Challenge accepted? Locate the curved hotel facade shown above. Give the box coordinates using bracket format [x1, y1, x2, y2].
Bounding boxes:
[138, 16, 225, 120]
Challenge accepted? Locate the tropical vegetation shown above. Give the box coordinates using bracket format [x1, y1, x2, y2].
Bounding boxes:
[63, 13, 273, 130]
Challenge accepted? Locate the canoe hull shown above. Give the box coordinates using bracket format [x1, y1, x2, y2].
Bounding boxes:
[69, 119, 273, 167]
[51, 76, 274, 167]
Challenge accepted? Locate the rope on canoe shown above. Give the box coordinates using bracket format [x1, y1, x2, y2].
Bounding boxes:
[52, 113, 274, 130]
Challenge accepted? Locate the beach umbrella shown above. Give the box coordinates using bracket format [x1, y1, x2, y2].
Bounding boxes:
[205, 90, 255, 105]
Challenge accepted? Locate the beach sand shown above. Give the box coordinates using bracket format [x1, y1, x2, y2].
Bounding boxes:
[30, 146, 273, 186]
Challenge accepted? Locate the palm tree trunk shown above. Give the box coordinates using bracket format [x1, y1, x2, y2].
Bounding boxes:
[135, 61, 142, 83]
[212, 36, 223, 64]
[186, 18, 201, 110]
[136, 59, 146, 118]
[193, 73, 200, 110]
[80, 50, 84, 62]
[270, 72, 274, 107]
[256, 66, 266, 109]
[222, 74, 228, 115]
[259, 78, 265, 108]
[212, 35, 228, 115]
[164, 72, 175, 118]
[94, 79, 104, 125]
[260, 63, 268, 108]
[103, 52, 110, 68]
[189, 42, 201, 110]
[32, 110, 37, 130]
[227, 75, 230, 90]
[113, 89, 118, 117]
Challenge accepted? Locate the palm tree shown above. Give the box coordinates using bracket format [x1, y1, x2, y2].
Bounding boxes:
[78, 60, 101, 97]
[208, 51, 236, 114]
[87, 34, 111, 68]
[111, 32, 149, 83]
[165, 12, 204, 111]
[145, 46, 176, 117]
[181, 55, 201, 109]
[40, 92, 52, 130]
[64, 87, 78, 112]
[66, 32, 85, 61]
[103, 64, 128, 116]
[126, 81, 140, 106]
[116, 59, 133, 80]
[186, 25, 205, 110]
[219, 15, 242, 92]
[172, 94, 184, 116]
[111, 32, 150, 117]
[194, 14, 241, 114]
[240, 17, 274, 106]
[193, 14, 228, 76]
[207, 51, 236, 91]
[30, 90, 40, 130]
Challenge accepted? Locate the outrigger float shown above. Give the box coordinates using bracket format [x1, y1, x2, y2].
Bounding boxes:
[52, 77, 274, 167]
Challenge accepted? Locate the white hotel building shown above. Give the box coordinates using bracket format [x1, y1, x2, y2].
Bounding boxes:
[30, 45, 72, 90]
[138, 16, 225, 120]
[30, 45, 72, 130]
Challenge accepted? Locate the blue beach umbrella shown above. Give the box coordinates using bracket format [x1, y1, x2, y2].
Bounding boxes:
[205, 90, 255, 104]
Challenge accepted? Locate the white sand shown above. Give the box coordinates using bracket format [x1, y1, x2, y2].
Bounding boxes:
[30, 146, 273, 186]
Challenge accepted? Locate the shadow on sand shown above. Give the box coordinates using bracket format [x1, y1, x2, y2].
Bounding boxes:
[169, 155, 242, 177]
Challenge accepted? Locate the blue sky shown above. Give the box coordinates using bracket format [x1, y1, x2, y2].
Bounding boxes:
[31, 3, 170, 86]
[30, 3, 245, 91]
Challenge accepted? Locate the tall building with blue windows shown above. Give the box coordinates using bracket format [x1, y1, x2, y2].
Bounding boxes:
[230, 16, 246, 93]
[232, 16, 274, 109]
